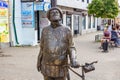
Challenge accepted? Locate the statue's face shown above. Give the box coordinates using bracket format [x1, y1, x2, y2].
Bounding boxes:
[49, 9, 61, 21]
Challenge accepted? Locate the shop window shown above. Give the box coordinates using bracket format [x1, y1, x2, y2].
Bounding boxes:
[82, 15, 86, 29]
[82, 0, 84, 2]
[21, 0, 33, 2]
[88, 15, 91, 29]
[93, 17, 95, 28]
[74, 15, 79, 34]
[66, 15, 72, 29]
[87, 0, 89, 3]
[21, 0, 44, 1]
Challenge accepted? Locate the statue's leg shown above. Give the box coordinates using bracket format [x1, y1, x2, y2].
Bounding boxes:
[54, 77, 66, 80]
[44, 75, 66, 80]
[44, 75, 54, 80]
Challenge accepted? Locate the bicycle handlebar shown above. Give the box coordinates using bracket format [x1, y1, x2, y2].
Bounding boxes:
[80, 61, 98, 67]
[64, 61, 98, 67]
[86, 60, 98, 64]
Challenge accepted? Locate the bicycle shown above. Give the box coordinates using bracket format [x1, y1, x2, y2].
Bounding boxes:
[65, 61, 98, 80]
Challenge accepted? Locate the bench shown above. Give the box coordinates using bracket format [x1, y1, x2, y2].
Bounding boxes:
[95, 34, 103, 42]
[108, 41, 115, 49]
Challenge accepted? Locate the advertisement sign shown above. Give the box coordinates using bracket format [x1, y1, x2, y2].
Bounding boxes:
[44, 0, 50, 2]
[21, 2, 34, 28]
[34, 2, 44, 11]
[34, 2, 51, 11]
[0, 1, 9, 42]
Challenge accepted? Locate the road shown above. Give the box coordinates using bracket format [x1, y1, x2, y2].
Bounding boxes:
[0, 31, 120, 80]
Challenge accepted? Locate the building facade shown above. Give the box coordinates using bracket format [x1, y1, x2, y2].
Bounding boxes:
[9, 0, 51, 46]
[7, 0, 98, 46]
[56, 0, 97, 35]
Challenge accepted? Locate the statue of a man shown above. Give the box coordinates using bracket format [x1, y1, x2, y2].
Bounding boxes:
[37, 7, 80, 80]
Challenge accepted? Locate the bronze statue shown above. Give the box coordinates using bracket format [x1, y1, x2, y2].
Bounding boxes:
[37, 7, 80, 80]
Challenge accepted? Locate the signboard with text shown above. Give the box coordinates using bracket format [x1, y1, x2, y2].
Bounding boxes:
[0, 1, 9, 42]
[34, 2, 51, 11]
[21, 2, 34, 28]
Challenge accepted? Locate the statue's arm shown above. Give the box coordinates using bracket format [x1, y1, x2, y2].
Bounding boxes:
[67, 29, 80, 68]
[37, 29, 44, 71]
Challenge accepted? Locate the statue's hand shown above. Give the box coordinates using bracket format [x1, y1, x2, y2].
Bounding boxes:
[71, 61, 80, 68]
[37, 63, 41, 72]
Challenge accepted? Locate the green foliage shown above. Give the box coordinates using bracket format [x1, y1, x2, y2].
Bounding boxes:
[88, 0, 119, 18]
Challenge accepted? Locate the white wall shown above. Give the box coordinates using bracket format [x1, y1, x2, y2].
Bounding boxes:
[9, 0, 22, 46]
[10, 0, 37, 46]
[57, 0, 92, 10]
[57, 0, 98, 35]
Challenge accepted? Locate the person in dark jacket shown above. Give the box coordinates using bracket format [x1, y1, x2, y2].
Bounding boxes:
[115, 25, 120, 47]
[111, 27, 120, 47]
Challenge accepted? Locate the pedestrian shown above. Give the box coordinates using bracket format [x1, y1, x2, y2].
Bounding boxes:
[116, 24, 120, 47]
[100, 26, 111, 52]
[37, 7, 80, 80]
[111, 26, 120, 47]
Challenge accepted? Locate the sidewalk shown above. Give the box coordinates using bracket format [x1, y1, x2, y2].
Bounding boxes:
[0, 31, 120, 80]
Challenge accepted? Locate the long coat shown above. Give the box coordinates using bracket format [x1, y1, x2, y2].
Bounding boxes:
[37, 25, 74, 77]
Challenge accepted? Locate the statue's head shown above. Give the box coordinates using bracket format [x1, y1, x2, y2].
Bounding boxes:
[47, 7, 63, 22]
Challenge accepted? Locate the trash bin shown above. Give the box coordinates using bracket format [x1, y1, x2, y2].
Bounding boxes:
[95, 34, 103, 42]
[74, 30, 78, 35]
[97, 26, 100, 31]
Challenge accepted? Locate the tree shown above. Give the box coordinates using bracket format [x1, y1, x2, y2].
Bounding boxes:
[88, 0, 119, 18]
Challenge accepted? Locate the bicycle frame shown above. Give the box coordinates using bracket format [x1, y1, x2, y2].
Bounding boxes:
[66, 61, 98, 80]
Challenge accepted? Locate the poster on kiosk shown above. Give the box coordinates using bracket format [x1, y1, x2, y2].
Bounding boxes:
[0, 0, 9, 43]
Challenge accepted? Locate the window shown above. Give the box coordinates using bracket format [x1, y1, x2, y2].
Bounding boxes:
[88, 15, 91, 29]
[66, 15, 72, 29]
[87, 0, 89, 3]
[93, 17, 95, 28]
[21, 0, 34, 2]
[21, 0, 43, 2]
[74, 15, 79, 34]
[82, 15, 86, 29]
